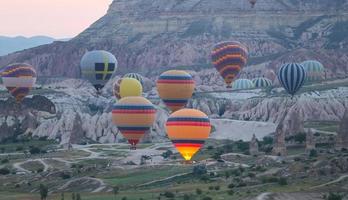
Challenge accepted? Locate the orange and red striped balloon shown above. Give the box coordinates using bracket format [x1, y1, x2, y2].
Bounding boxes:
[1, 63, 37, 102]
[211, 41, 248, 88]
[166, 109, 211, 161]
[112, 96, 156, 149]
[157, 70, 195, 112]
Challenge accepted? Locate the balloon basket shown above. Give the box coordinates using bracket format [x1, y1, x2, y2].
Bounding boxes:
[181, 160, 194, 165]
[130, 146, 137, 150]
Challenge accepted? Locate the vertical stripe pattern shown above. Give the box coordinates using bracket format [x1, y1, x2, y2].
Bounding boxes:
[124, 73, 144, 86]
[157, 70, 195, 112]
[112, 96, 156, 148]
[232, 79, 255, 90]
[301, 60, 325, 82]
[277, 63, 306, 97]
[1, 63, 37, 102]
[252, 77, 273, 88]
[166, 109, 211, 161]
[211, 41, 248, 87]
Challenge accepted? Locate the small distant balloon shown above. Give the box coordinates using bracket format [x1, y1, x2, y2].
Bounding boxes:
[1, 63, 37, 102]
[232, 79, 255, 90]
[211, 41, 248, 88]
[80, 50, 117, 91]
[249, 0, 257, 8]
[119, 78, 143, 99]
[252, 77, 273, 88]
[277, 63, 306, 97]
[301, 60, 325, 82]
[124, 73, 144, 86]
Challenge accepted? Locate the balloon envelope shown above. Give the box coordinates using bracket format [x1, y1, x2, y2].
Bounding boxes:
[301, 60, 325, 82]
[1, 63, 37, 102]
[112, 96, 156, 148]
[232, 79, 255, 90]
[113, 79, 122, 100]
[252, 77, 273, 88]
[166, 109, 211, 161]
[277, 63, 306, 97]
[211, 41, 248, 87]
[157, 70, 195, 112]
[124, 73, 144, 86]
[120, 78, 143, 99]
[80, 50, 117, 90]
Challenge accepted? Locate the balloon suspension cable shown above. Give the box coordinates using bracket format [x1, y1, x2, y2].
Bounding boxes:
[130, 146, 137, 150]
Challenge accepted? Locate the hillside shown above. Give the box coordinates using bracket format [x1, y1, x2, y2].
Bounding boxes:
[0, 0, 347, 78]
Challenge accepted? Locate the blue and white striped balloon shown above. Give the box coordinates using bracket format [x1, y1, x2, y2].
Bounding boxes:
[124, 73, 143, 86]
[301, 60, 325, 82]
[252, 77, 272, 88]
[232, 79, 255, 90]
[277, 63, 306, 97]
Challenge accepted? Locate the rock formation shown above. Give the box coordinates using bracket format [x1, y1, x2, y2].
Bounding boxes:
[272, 112, 287, 156]
[335, 109, 348, 150]
[306, 128, 316, 152]
[249, 134, 259, 156]
[0, 0, 347, 79]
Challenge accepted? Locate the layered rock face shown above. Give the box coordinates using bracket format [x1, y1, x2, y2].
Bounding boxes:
[0, 0, 347, 78]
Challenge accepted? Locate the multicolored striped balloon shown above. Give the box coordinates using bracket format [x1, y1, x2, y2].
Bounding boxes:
[211, 41, 248, 88]
[112, 96, 156, 149]
[232, 79, 255, 90]
[252, 77, 273, 88]
[1, 63, 37, 102]
[157, 70, 195, 112]
[113, 78, 122, 100]
[301, 60, 325, 82]
[80, 50, 117, 91]
[166, 109, 211, 161]
[277, 63, 306, 97]
[124, 73, 144, 86]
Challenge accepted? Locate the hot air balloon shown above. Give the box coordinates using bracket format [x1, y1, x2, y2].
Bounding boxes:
[301, 60, 325, 82]
[252, 77, 273, 88]
[166, 109, 211, 161]
[113, 79, 122, 100]
[124, 73, 144, 86]
[157, 70, 195, 112]
[249, 0, 257, 8]
[211, 41, 248, 88]
[80, 50, 117, 91]
[112, 96, 156, 149]
[232, 79, 255, 90]
[277, 63, 306, 97]
[1, 63, 37, 102]
[119, 78, 142, 99]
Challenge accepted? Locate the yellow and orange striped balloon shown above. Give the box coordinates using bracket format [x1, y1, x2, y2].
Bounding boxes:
[166, 109, 211, 161]
[112, 96, 156, 149]
[156, 70, 195, 112]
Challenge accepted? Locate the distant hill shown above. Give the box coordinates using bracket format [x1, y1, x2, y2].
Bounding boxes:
[0, 0, 347, 78]
[0, 36, 69, 56]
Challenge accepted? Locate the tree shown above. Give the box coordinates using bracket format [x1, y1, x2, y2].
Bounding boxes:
[294, 133, 306, 144]
[61, 193, 64, 200]
[76, 193, 81, 200]
[72, 193, 75, 200]
[113, 186, 119, 199]
[0, 168, 10, 175]
[39, 184, 48, 200]
[29, 146, 41, 154]
[325, 193, 344, 200]
[196, 188, 202, 195]
[192, 164, 207, 176]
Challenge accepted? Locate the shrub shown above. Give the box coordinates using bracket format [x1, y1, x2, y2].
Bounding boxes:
[161, 150, 173, 159]
[1, 158, 9, 164]
[309, 149, 318, 157]
[163, 191, 175, 198]
[228, 190, 235, 195]
[0, 168, 10, 175]
[193, 164, 207, 175]
[202, 197, 212, 200]
[228, 183, 235, 189]
[278, 177, 288, 186]
[196, 188, 202, 195]
[29, 146, 41, 154]
[214, 185, 220, 190]
[325, 192, 344, 200]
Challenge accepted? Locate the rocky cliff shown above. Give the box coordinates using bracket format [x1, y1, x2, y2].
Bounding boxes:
[0, 0, 347, 78]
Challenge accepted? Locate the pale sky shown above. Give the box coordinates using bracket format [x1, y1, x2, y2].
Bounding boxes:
[0, 0, 113, 38]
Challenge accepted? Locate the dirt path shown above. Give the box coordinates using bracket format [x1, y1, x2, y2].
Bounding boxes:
[255, 193, 272, 200]
[311, 174, 348, 189]
[57, 177, 107, 193]
[137, 172, 191, 187]
[12, 159, 50, 173]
